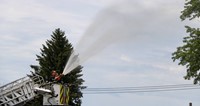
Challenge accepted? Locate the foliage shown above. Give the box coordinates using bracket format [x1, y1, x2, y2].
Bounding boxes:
[28, 28, 85, 105]
[172, 26, 200, 84]
[180, 0, 200, 20]
[172, 0, 200, 84]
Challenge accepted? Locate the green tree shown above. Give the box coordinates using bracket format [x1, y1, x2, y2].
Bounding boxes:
[31, 28, 85, 105]
[172, 0, 200, 84]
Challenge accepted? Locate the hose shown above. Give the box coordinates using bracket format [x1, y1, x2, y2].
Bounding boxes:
[47, 94, 58, 106]
[47, 94, 58, 105]
[47, 96, 53, 105]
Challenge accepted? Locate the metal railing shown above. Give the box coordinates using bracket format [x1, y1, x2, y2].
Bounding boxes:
[0, 74, 45, 106]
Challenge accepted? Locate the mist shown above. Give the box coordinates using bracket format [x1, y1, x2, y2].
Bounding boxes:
[63, 1, 181, 75]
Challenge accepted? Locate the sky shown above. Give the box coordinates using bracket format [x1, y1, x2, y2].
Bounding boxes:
[0, 0, 200, 106]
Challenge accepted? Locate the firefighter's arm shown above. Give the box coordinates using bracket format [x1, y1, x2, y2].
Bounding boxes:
[55, 74, 64, 81]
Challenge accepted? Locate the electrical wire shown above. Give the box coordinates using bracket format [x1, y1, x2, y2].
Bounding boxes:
[82, 84, 200, 94]
[85, 84, 196, 90]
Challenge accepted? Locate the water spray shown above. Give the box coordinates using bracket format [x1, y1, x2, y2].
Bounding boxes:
[62, 1, 180, 75]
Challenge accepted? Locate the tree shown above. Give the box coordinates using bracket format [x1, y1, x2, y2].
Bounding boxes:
[172, 0, 200, 84]
[32, 28, 85, 105]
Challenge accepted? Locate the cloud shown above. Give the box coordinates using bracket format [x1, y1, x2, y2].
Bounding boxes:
[0, 0, 93, 33]
[120, 54, 132, 63]
[0, 0, 103, 84]
[0, 0, 199, 106]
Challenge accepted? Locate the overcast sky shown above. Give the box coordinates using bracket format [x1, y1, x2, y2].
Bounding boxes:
[0, 0, 200, 106]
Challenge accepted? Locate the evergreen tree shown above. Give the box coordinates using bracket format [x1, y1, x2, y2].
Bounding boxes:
[35, 28, 85, 105]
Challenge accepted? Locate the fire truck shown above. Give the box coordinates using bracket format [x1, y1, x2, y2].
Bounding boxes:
[0, 70, 69, 106]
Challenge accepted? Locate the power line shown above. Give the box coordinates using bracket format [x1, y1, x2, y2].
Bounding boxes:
[82, 84, 200, 94]
[83, 87, 200, 94]
[85, 84, 196, 90]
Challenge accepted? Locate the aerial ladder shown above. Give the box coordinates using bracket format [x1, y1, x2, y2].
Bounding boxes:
[0, 71, 69, 106]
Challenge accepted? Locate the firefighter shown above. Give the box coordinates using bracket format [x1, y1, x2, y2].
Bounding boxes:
[51, 70, 64, 81]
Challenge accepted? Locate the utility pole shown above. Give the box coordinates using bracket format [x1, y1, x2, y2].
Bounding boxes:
[189, 102, 192, 106]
